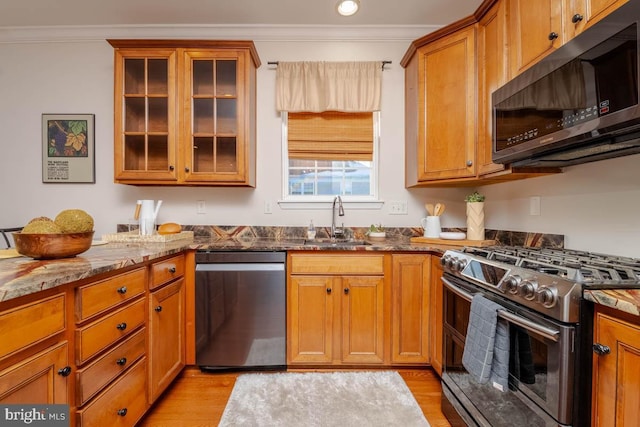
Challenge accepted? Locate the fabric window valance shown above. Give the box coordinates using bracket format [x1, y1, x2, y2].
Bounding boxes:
[276, 61, 382, 112]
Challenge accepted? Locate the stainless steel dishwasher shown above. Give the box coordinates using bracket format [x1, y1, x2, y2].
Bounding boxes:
[195, 251, 286, 371]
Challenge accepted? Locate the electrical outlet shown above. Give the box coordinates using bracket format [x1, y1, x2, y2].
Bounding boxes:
[196, 200, 206, 214]
[264, 201, 273, 214]
[389, 200, 408, 215]
[530, 196, 541, 216]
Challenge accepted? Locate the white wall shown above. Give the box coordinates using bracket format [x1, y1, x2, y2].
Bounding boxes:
[0, 28, 639, 257]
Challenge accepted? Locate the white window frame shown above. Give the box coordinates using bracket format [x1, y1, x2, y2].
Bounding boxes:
[279, 111, 382, 209]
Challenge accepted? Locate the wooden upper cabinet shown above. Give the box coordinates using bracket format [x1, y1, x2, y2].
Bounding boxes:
[569, 0, 629, 39]
[405, 25, 477, 185]
[109, 40, 260, 187]
[477, 0, 508, 176]
[507, 0, 565, 77]
[508, 0, 628, 77]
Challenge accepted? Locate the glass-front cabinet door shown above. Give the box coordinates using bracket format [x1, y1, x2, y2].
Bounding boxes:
[109, 40, 259, 186]
[183, 51, 247, 183]
[113, 49, 178, 182]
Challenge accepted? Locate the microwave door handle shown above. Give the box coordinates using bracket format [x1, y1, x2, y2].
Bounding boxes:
[441, 277, 560, 343]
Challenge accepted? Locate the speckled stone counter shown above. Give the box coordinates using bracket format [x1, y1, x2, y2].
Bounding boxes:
[584, 289, 640, 317]
[0, 226, 564, 305]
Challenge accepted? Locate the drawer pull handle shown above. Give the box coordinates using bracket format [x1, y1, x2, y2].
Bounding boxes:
[326, 287, 332, 295]
[593, 343, 611, 356]
[572, 13, 584, 23]
[117, 286, 127, 294]
[168, 266, 176, 273]
[155, 305, 163, 312]
[548, 31, 559, 41]
[116, 357, 127, 366]
[116, 322, 127, 331]
[117, 408, 128, 417]
[344, 288, 349, 295]
[57, 366, 72, 377]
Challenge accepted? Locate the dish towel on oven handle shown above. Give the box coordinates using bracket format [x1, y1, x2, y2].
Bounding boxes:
[462, 293, 510, 392]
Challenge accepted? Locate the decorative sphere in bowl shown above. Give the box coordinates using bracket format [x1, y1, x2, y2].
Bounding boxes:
[13, 231, 95, 259]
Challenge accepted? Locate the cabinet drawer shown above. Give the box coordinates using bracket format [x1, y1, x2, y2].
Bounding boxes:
[290, 254, 385, 275]
[150, 255, 185, 290]
[77, 357, 147, 427]
[0, 293, 66, 360]
[76, 299, 145, 364]
[76, 328, 146, 406]
[76, 268, 146, 321]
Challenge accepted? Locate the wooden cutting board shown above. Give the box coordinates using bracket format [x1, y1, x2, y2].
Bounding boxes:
[410, 237, 496, 247]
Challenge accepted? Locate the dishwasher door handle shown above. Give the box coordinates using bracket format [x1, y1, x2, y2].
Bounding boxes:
[196, 263, 285, 272]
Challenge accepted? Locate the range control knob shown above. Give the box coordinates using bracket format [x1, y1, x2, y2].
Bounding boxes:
[536, 286, 558, 308]
[442, 255, 456, 270]
[518, 280, 538, 300]
[453, 258, 467, 272]
[503, 275, 521, 294]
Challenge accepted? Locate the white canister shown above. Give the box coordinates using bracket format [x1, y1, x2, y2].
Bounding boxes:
[420, 216, 441, 238]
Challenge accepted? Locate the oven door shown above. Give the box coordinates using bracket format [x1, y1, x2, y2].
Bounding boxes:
[441, 275, 576, 427]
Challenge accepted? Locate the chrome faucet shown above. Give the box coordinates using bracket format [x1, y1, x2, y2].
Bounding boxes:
[331, 195, 345, 239]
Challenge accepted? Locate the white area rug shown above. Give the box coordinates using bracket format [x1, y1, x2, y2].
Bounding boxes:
[219, 371, 430, 427]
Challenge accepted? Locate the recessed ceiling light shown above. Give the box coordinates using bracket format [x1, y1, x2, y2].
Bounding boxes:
[336, 0, 360, 16]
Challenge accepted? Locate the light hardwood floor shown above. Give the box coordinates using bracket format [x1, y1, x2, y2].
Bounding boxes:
[139, 367, 452, 426]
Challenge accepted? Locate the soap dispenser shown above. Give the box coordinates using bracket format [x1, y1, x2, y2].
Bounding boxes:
[307, 220, 316, 239]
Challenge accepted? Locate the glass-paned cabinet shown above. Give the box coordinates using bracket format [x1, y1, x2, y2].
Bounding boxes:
[109, 40, 260, 186]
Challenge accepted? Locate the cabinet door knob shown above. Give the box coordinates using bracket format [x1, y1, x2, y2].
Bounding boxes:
[168, 266, 176, 273]
[572, 13, 584, 23]
[57, 366, 72, 377]
[117, 408, 128, 417]
[466, 160, 473, 167]
[548, 32, 559, 41]
[116, 357, 127, 366]
[344, 288, 349, 295]
[593, 343, 611, 355]
[155, 305, 163, 312]
[185, 167, 190, 173]
[116, 322, 127, 331]
[117, 286, 127, 294]
[169, 165, 175, 171]
[326, 287, 332, 295]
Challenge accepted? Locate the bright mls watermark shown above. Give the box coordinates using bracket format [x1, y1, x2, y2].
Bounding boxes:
[1, 405, 68, 426]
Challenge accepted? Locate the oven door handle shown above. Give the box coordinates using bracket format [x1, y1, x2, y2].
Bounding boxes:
[442, 277, 560, 343]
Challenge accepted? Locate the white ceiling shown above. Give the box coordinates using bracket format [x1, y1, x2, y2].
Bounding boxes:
[0, 0, 482, 27]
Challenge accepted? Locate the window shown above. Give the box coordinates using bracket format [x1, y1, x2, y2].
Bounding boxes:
[282, 111, 379, 201]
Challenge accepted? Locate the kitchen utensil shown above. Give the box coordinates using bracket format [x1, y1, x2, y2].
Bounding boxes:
[134, 200, 142, 220]
[434, 203, 446, 216]
[139, 200, 163, 235]
[420, 216, 441, 238]
[425, 203, 434, 216]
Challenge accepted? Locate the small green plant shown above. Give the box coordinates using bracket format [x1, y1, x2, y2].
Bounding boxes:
[367, 223, 385, 234]
[465, 191, 485, 203]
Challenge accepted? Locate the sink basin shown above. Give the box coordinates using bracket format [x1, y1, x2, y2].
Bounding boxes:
[304, 238, 371, 247]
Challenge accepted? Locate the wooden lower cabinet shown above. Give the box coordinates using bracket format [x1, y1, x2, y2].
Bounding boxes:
[390, 254, 431, 364]
[430, 256, 443, 376]
[149, 277, 185, 401]
[287, 253, 386, 365]
[592, 307, 640, 426]
[0, 342, 70, 404]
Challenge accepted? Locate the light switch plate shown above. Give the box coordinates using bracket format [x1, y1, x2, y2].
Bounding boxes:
[389, 200, 408, 215]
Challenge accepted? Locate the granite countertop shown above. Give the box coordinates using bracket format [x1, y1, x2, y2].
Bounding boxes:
[584, 289, 640, 318]
[0, 236, 450, 304]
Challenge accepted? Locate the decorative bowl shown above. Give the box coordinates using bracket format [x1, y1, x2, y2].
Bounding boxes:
[13, 231, 95, 259]
[367, 231, 386, 241]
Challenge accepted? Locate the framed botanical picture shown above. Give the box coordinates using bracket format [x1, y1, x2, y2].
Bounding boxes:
[42, 114, 95, 183]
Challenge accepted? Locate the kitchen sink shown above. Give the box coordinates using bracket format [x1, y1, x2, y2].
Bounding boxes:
[304, 238, 371, 247]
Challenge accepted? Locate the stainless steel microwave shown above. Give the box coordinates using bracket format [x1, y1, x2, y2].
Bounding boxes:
[492, 2, 640, 167]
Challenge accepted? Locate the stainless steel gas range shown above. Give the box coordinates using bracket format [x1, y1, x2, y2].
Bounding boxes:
[439, 246, 640, 427]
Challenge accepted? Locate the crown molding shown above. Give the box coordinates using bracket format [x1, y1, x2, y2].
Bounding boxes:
[0, 24, 439, 44]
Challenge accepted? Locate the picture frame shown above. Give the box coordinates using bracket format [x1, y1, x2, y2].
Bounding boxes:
[42, 114, 95, 183]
